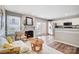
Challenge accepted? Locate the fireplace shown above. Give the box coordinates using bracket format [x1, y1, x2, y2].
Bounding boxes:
[25, 30, 33, 38]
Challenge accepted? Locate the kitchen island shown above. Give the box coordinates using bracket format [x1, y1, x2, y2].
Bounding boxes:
[55, 28, 79, 47]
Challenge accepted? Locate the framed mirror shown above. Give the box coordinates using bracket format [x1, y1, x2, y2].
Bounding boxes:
[24, 17, 33, 26]
[0, 9, 3, 30]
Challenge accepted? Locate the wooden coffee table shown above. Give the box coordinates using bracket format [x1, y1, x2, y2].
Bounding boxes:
[30, 38, 44, 52]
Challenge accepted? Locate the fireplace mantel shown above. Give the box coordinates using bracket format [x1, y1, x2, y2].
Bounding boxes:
[23, 26, 35, 31]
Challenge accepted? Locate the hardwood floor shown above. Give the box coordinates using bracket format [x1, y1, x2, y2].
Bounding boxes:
[48, 41, 79, 54]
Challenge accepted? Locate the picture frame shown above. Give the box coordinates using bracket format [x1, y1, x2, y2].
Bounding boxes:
[25, 17, 33, 26]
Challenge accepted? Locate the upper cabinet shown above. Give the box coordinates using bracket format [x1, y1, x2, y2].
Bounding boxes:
[54, 17, 79, 26]
[53, 17, 79, 29]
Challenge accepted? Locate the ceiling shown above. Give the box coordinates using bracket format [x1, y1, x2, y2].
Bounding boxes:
[4, 5, 79, 19]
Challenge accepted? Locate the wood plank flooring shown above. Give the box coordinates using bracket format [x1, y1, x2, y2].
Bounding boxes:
[48, 41, 79, 54]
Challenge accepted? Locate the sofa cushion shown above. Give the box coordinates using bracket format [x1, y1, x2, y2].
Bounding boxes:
[12, 40, 29, 53]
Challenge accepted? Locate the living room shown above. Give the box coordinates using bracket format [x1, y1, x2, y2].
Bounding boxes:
[0, 5, 79, 54]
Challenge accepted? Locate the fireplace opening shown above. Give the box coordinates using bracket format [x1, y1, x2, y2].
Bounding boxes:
[25, 30, 33, 38]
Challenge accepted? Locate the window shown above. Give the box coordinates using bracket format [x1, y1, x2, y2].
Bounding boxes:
[35, 19, 47, 36]
[7, 15, 21, 35]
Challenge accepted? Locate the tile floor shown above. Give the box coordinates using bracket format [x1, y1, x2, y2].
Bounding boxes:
[37, 35, 54, 45]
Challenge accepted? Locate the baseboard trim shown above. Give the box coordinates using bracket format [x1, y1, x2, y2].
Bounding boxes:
[54, 40, 79, 48]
